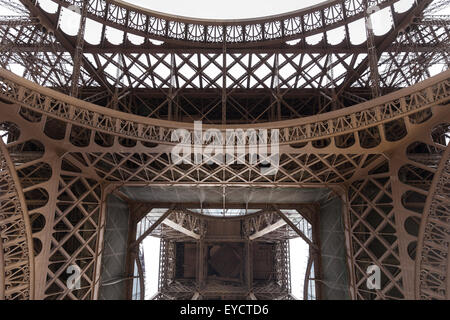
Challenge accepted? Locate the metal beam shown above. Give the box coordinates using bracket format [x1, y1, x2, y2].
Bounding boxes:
[339, 0, 433, 92]
[273, 206, 317, 249]
[18, 0, 113, 93]
[191, 292, 200, 300]
[132, 209, 173, 247]
[249, 219, 287, 240]
[162, 219, 201, 240]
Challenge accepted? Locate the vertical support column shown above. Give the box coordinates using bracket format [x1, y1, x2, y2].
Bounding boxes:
[222, 45, 227, 124]
[342, 193, 357, 300]
[92, 185, 109, 299]
[389, 156, 416, 299]
[326, 54, 338, 111]
[33, 151, 62, 299]
[246, 240, 253, 293]
[311, 208, 323, 300]
[275, 53, 281, 121]
[70, 0, 88, 97]
[365, 1, 381, 98]
[197, 238, 205, 291]
[168, 53, 175, 121]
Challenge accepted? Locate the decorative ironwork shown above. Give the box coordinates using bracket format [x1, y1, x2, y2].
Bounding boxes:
[0, 0, 448, 301]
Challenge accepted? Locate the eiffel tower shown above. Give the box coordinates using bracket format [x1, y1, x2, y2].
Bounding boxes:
[0, 0, 448, 300]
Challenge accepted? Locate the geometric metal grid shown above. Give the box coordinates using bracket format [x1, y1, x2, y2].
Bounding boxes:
[130, 207, 316, 300]
[0, 0, 449, 301]
[0, 0, 448, 124]
[0, 66, 448, 299]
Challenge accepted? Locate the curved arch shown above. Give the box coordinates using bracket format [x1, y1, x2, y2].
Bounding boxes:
[0, 68, 448, 147]
[43, 0, 401, 46]
[415, 145, 450, 299]
[0, 140, 35, 300]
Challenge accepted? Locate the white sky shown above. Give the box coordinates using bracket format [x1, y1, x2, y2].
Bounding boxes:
[290, 237, 310, 299]
[142, 236, 160, 299]
[122, 0, 449, 20]
[123, 0, 326, 20]
[0, 131, 8, 144]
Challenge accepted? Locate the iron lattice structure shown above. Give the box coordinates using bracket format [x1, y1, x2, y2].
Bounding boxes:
[142, 207, 307, 300]
[0, 0, 448, 300]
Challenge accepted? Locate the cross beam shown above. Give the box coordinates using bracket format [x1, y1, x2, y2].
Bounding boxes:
[132, 209, 173, 247]
[248, 219, 287, 240]
[273, 206, 317, 249]
[162, 219, 201, 240]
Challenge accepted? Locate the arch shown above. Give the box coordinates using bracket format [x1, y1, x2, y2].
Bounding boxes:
[47, 0, 401, 46]
[416, 145, 450, 299]
[0, 67, 447, 148]
[0, 140, 35, 299]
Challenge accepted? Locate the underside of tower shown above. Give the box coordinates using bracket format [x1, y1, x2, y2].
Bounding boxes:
[0, 0, 449, 300]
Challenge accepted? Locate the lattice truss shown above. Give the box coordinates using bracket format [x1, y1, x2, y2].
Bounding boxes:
[416, 136, 450, 299]
[347, 121, 450, 299]
[137, 208, 311, 300]
[0, 0, 448, 123]
[0, 0, 449, 301]
[0, 137, 34, 300]
[0, 52, 448, 299]
[135, 208, 206, 242]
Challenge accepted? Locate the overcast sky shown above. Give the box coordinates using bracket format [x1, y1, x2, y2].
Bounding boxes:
[123, 0, 326, 19]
